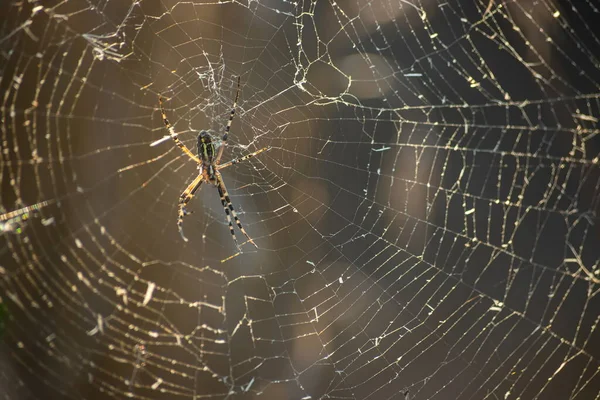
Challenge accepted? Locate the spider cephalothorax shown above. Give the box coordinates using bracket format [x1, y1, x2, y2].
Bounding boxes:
[158, 77, 270, 249]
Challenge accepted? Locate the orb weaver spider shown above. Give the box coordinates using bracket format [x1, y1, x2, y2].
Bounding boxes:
[158, 77, 269, 249]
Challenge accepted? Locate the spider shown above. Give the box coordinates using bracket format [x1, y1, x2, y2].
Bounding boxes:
[158, 77, 269, 249]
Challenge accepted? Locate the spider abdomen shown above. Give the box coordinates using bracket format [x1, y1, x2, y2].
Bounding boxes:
[198, 130, 218, 182]
[198, 131, 216, 162]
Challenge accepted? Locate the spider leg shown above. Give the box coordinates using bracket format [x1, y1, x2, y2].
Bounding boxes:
[159, 95, 202, 165]
[216, 183, 239, 250]
[215, 76, 241, 165]
[216, 172, 258, 249]
[177, 175, 203, 242]
[216, 146, 271, 170]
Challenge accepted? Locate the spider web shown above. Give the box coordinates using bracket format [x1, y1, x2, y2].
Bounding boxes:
[1, 0, 599, 399]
